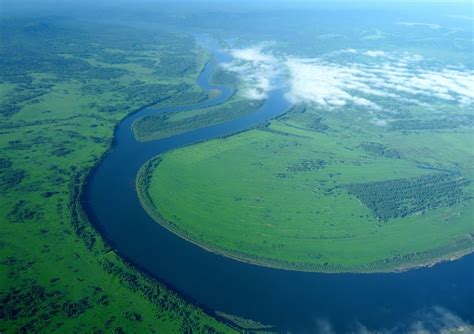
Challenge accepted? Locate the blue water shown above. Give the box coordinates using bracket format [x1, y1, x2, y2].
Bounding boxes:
[82, 41, 474, 333]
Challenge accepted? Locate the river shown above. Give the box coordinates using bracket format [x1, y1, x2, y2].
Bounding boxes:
[82, 40, 474, 333]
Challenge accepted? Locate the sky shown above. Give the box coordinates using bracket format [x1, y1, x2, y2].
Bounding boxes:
[1, 0, 472, 14]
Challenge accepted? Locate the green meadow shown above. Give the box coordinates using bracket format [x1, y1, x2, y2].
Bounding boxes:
[140, 103, 474, 272]
[0, 18, 236, 333]
[131, 67, 246, 142]
[2, 2, 473, 331]
[132, 95, 262, 142]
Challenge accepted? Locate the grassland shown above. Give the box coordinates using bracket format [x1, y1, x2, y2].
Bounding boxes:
[139, 103, 474, 273]
[0, 17, 237, 333]
[131, 68, 250, 142]
[132, 96, 262, 141]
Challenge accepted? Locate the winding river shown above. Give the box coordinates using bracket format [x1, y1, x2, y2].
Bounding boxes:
[82, 40, 474, 332]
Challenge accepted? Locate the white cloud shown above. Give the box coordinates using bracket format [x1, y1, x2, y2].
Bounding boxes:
[230, 47, 275, 63]
[398, 53, 424, 66]
[407, 306, 472, 333]
[365, 50, 389, 57]
[342, 48, 357, 53]
[395, 306, 472, 333]
[312, 306, 473, 334]
[223, 46, 281, 100]
[397, 21, 442, 29]
[285, 55, 474, 109]
[448, 15, 474, 21]
[371, 118, 388, 126]
[285, 59, 382, 109]
[314, 318, 335, 334]
[225, 46, 474, 109]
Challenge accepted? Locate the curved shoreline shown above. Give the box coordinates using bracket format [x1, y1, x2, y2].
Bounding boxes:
[79, 55, 248, 328]
[82, 40, 474, 332]
[136, 156, 474, 274]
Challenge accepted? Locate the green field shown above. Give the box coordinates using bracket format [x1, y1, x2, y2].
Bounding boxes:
[0, 17, 237, 333]
[139, 103, 474, 272]
[132, 95, 262, 141]
[131, 67, 247, 142]
[2, 2, 474, 331]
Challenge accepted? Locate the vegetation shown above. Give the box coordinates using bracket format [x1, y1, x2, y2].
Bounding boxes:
[139, 101, 474, 272]
[0, 17, 236, 333]
[209, 68, 239, 88]
[132, 97, 263, 141]
[388, 116, 474, 131]
[359, 142, 401, 159]
[215, 312, 275, 333]
[346, 173, 470, 221]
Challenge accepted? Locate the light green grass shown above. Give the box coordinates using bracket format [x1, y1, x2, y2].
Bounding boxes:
[132, 95, 262, 141]
[0, 18, 237, 333]
[140, 105, 474, 272]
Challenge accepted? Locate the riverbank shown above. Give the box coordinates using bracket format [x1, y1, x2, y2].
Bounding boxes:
[0, 17, 238, 333]
[83, 27, 474, 334]
[137, 154, 474, 274]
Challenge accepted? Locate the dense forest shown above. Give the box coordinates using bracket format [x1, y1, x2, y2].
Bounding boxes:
[347, 173, 470, 221]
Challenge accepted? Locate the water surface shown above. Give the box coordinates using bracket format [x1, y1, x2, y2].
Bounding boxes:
[83, 42, 474, 333]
